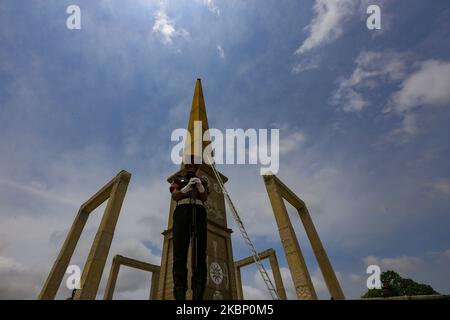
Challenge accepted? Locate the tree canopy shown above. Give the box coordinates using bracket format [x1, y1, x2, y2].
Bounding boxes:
[362, 270, 439, 298]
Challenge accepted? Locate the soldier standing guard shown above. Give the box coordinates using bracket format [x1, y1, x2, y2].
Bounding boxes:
[169, 157, 209, 300]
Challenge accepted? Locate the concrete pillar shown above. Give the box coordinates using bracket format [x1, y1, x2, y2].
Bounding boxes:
[268, 250, 287, 300]
[38, 209, 89, 300]
[234, 266, 244, 300]
[103, 255, 160, 300]
[75, 172, 131, 299]
[234, 248, 287, 300]
[263, 175, 317, 300]
[103, 256, 121, 300]
[38, 171, 131, 300]
[149, 271, 160, 300]
[298, 207, 345, 300]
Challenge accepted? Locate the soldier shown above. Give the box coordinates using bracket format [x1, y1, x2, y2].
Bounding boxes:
[169, 157, 209, 300]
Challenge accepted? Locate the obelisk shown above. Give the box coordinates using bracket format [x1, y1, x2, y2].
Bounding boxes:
[156, 79, 238, 300]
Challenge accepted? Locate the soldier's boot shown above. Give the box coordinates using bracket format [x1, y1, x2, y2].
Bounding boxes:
[174, 287, 186, 300]
[192, 284, 205, 300]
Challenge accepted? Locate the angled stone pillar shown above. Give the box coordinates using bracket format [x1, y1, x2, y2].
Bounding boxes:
[149, 269, 160, 300]
[263, 173, 345, 300]
[103, 256, 121, 300]
[298, 206, 345, 300]
[267, 249, 287, 300]
[38, 170, 131, 300]
[234, 248, 287, 300]
[74, 171, 131, 300]
[38, 209, 89, 300]
[263, 175, 317, 300]
[103, 255, 160, 300]
[234, 265, 244, 300]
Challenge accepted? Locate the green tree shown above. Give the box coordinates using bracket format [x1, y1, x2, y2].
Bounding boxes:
[362, 270, 439, 298]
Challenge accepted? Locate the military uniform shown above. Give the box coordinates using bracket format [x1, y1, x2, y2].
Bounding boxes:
[169, 173, 209, 300]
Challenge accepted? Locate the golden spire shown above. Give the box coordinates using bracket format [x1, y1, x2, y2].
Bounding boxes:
[182, 78, 212, 165]
[168, 78, 227, 183]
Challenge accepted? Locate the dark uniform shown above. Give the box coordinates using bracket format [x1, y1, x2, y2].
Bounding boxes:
[169, 173, 209, 300]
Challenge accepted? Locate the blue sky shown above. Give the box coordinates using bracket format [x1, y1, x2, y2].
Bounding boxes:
[1, 0, 450, 299]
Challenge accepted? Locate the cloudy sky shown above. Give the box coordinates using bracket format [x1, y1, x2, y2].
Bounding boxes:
[1, 0, 450, 300]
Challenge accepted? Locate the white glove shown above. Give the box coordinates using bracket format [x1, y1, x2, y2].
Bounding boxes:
[190, 178, 204, 193]
[181, 179, 196, 194]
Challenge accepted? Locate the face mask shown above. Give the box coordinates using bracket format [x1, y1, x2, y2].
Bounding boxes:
[185, 171, 196, 179]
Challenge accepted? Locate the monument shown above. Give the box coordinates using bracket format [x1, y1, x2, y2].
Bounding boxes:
[156, 79, 238, 300]
[38, 79, 344, 300]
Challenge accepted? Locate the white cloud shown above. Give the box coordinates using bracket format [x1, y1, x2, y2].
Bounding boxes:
[217, 44, 225, 59]
[0, 177, 79, 207]
[279, 267, 297, 299]
[296, 0, 356, 55]
[331, 50, 409, 112]
[337, 89, 367, 112]
[0, 255, 45, 299]
[389, 60, 450, 113]
[386, 60, 450, 140]
[0, 256, 26, 273]
[279, 131, 306, 155]
[310, 268, 329, 298]
[331, 50, 450, 140]
[242, 285, 269, 300]
[292, 62, 319, 74]
[152, 8, 189, 45]
[428, 179, 450, 196]
[363, 255, 424, 275]
[385, 112, 418, 143]
[200, 0, 220, 16]
[292, 55, 320, 74]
